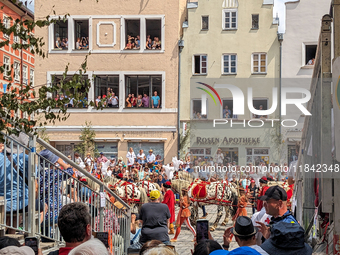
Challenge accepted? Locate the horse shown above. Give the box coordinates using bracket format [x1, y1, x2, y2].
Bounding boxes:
[171, 179, 238, 231]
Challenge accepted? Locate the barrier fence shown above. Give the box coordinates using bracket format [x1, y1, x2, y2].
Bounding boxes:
[0, 132, 131, 255]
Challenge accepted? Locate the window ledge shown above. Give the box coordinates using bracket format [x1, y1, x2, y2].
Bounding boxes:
[251, 72, 267, 75]
[192, 74, 207, 76]
[301, 65, 314, 69]
[201, 29, 209, 31]
[251, 27, 259, 30]
[221, 73, 237, 76]
[222, 29, 238, 31]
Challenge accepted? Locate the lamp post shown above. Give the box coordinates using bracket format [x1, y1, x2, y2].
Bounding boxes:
[277, 33, 283, 140]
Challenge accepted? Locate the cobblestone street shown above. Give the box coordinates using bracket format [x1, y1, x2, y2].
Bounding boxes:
[171, 205, 253, 255]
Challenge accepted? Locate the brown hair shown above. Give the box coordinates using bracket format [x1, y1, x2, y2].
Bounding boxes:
[139, 240, 163, 255]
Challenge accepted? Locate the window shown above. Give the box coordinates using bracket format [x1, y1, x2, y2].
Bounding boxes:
[14, 62, 20, 82]
[124, 19, 141, 50]
[54, 20, 68, 50]
[125, 75, 162, 108]
[3, 15, 10, 39]
[74, 19, 89, 50]
[94, 75, 119, 108]
[251, 99, 268, 119]
[52, 75, 88, 108]
[190, 148, 211, 165]
[3, 56, 10, 79]
[222, 54, 237, 74]
[192, 99, 207, 119]
[194, 55, 207, 75]
[23, 65, 28, 84]
[96, 142, 118, 159]
[146, 19, 161, 50]
[30, 68, 34, 86]
[246, 148, 269, 165]
[305, 45, 317, 65]
[128, 142, 164, 161]
[222, 99, 237, 119]
[202, 16, 209, 30]
[14, 25, 20, 43]
[223, 10, 237, 29]
[252, 53, 267, 74]
[252, 14, 259, 29]
[56, 144, 75, 159]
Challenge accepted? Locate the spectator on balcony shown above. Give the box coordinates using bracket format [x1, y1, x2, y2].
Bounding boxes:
[137, 95, 143, 108]
[111, 92, 119, 108]
[95, 96, 101, 107]
[47, 202, 92, 255]
[76, 38, 82, 50]
[137, 149, 146, 165]
[125, 36, 133, 50]
[152, 91, 160, 108]
[142, 94, 149, 108]
[135, 35, 140, 49]
[97, 152, 108, 164]
[126, 94, 132, 108]
[55, 37, 62, 49]
[65, 38, 68, 49]
[223, 105, 231, 118]
[147, 150, 156, 168]
[61, 38, 67, 49]
[131, 94, 137, 107]
[126, 147, 136, 170]
[146, 35, 152, 49]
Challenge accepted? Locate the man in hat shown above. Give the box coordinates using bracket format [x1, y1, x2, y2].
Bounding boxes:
[256, 177, 269, 211]
[222, 216, 268, 254]
[260, 222, 312, 255]
[139, 190, 171, 245]
[97, 152, 108, 164]
[162, 181, 175, 234]
[256, 185, 298, 240]
[147, 149, 156, 168]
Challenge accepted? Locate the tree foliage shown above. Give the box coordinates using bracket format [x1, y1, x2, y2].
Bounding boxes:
[0, 1, 104, 140]
[75, 121, 98, 158]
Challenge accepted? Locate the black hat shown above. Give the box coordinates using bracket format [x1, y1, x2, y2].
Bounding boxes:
[231, 216, 257, 237]
[261, 222, 312, 255]
[259, 185, 287, 201]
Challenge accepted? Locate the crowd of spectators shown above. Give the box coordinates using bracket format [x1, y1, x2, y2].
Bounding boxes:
[124, 34, 161, 50]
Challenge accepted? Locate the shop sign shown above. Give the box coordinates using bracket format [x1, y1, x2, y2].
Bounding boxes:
[196, 137, 260, 145]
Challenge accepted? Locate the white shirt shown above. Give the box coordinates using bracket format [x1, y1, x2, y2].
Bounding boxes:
[126, 152, 136, 166]
[214, 153, 224, 164]
[75, 157, 83, 165]
[147, 153, 156, 163]
[111, 96, 118, 105]
[137, 153, 146, 164]
[251, 207, 271, 246]
[163, 164, 175, 180]
[84, 156, 93, 166]
[249, 245, 269, 255]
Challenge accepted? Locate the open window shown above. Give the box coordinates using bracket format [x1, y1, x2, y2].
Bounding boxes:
[193, 55, 207, 75]
[52, 75, 88, 108]
[3, 55, 10, 79]
[192, 99, 207, 119]
[222, 99, 237, 119]
[251, 99, 268, 119]
[252, 14, 259, 29]
[305, 45, 317, 66]
[74, 20, 89, 50]
[124, 19, 140, 50]
[202, 16, 209, 30]
[54, 20, 68, 50]
[94, 75, 119, 108]
[14, 62, 20, 82]
[146, 19, 162, 50]
[125, 75, 162, 108]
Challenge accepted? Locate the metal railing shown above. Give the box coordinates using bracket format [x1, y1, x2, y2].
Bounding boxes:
[0, 132, 131, 255]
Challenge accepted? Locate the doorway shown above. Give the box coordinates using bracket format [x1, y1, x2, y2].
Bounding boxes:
[219, 147, 239, 165]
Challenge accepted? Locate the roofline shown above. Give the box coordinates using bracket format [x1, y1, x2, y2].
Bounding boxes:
[1, 0, 34, 19]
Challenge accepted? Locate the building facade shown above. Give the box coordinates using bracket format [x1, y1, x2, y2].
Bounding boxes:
[180, 0, 281, 166]
[281, 0, 330, 166]
[35, 0, 186, 162]
[0, 0, 34, 116]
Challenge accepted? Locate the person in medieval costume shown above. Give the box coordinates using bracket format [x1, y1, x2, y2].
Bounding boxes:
[162, 181, 175, 234]
[257, 177, 269, 211]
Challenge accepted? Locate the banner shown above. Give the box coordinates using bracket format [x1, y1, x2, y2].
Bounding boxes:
[332, 57, 340, 161]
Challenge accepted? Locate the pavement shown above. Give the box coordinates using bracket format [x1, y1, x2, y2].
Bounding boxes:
[170, 204, 253, 255]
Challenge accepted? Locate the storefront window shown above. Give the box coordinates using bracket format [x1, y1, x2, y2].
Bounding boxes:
[128, 142, 164, 160]
[95, 142, 118, 159]
[246, 148, 269, 165]
[56, 144, 75, 159]
[218, 148, 238, 165]
[190, 148, 211, 165]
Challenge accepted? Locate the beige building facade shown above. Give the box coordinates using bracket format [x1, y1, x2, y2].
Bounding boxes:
[180, 0, 282, 166]
[35, 0, 186, 162]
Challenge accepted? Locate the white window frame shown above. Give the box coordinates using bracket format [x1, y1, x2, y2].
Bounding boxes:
[221, 98, 238, 119]
[222, 9, 238, 30]
[201, 16, 209, 30]
[3, 55, 10, 79]
[30, 68, 34, 86]
[73, 17, 90, 51]
[191, 98, 208, 119]
[193, 54, 208, 75]
[250, 98, 269, 119]
[3, 14, 10, 39]
[222, 54, 237, 74]
[121, 15, 165, 52]
[302, 42, 318, 67]
[14, 24, 20, 43]
[246, 148, 270, 164]
[251, 53, 267, 74]
[14, 61, 20, 82]
[23, 65, 28, 84]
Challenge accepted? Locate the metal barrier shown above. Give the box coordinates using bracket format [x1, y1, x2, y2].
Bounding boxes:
[0, 132, 131, 255]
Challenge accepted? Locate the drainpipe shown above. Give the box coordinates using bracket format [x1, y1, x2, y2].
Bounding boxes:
[177, 39, 184, 158]
[277, 33, 283, 140]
